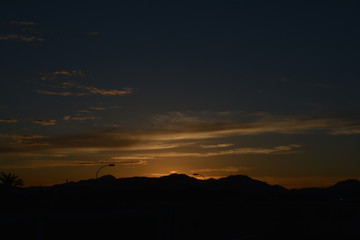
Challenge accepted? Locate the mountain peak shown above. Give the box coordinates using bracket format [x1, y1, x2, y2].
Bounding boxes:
[97, 174, 117, 181]
[160, 173, 196, 182]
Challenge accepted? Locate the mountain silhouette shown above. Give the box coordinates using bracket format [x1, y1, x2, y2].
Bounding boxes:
[216, 175, 287, 194]
[50, 173, 287, 196]
[22, 174, 360, 199]
[3, 174, 360, 240]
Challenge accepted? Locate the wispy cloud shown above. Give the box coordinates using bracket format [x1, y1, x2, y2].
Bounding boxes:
[79, 160, 147, 166]
[6, 135, 48, 146]
[36, 71, 132, 96]
[35, 90, 88, 96]
[64, 116, 99, 121]
[0, 34, 44, 42]
[330, 126, 360, 135]
[6, 21, 38, 26]
[88, 106, 120, 111]
[0, 159, 146, 168]
[150, 112, 360, 140]
[122, 144, 302, 159]
[0, 20, 43, 42]
[75, 85, 133, 96]
[89, 107, 106, 111]
[33, 119, 56, 126]
[111, 156, 153, 160]
[0, 119, 18, 123]
[40, 70, 84, 80]
[200, 143, 234, 148]
[52, 70, 83, 76]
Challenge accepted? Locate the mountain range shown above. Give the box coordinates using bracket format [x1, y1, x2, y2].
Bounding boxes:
[20, 174, 360, 204]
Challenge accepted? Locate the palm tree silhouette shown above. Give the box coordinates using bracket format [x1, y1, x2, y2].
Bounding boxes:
[0, 172, 24, 187]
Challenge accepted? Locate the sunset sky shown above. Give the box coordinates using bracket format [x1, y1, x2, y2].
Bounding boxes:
[1, 0, 360, 188]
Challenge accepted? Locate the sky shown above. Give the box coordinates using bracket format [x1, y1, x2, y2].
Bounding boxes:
[1, 0, 360, 188]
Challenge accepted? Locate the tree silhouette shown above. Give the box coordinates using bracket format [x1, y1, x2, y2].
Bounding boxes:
[0, 172, 24, 188]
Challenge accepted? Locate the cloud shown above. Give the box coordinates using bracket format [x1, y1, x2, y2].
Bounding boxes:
[0, 134, 46, 145]
[36, 71, 132, 96]
[122, 144, 302, 159]
[200, 143, 234, 148]
[7, 135, 48, 146]
[0, 119, 18, 123]
[330, 126, 360, 135]
[78, 85, 133, 96]
[6, 21, 38, 26]
[89, 107, 106, 111]
[52, 70, 83, 76]
[0, 34, 44, 42]
[33, 120, 56, 126]
[0, 159, 146, 168]
[0, 130, 139, 154]
[111, 156, 153, 160]
[0, 20, 43, 42]
[79, 160, 147, 166]
[35, 90, 88, 96]
[7, 135, 43, 139]
[88, 106, 120, 111]
[64, 116, 99, 121]
[149, 113, 360, 140]
[40, 70, 84, 81]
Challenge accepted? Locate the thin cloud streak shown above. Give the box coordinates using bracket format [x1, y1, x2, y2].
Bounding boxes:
[78, 160, 147, 166]
[33, 120, 56, 126]
[89, 107, 106, 111]
[52, 70, 83, 76]
[7, 21, 38, 25]
[36, 90, 88, 96]
[0, 159, 147, 168]
[64, 116, 99, 121]
[36, 71, 131, 96]
[77, 85, 133, 96]
[200, 143, 234, 148]
[123, 144, 302, 159]
[149, 116, 360, 141]
[0, 119, 18, 123]
[40, 70, 84, 81]
[36, 81, 132, 97]
[111, 156, 153, 160]
[0, 34, 44, 42]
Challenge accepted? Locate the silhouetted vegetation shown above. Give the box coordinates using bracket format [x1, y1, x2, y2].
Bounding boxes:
[0, 171, 24, 188]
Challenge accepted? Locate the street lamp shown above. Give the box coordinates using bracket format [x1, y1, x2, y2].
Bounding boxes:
[96, 164, 115, 179]
[193, 173, 206, 180]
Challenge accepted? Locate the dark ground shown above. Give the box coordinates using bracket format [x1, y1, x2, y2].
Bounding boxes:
[1, 174, 360, 240]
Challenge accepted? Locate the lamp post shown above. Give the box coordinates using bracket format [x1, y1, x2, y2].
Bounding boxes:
[96, 164, 115, 179]
[193, 173, 206, 180]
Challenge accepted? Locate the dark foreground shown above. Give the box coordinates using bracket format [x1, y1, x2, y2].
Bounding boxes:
[1, 174, 360, 240]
